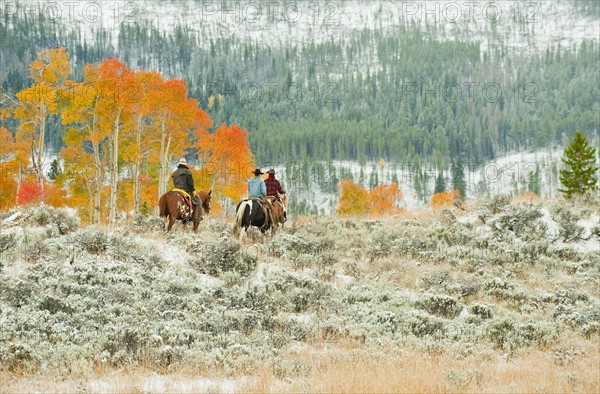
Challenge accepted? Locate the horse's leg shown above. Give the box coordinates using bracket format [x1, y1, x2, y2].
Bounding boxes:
[192, 205, 201, 233]
[182, 207, 191, 231]
[238, 205, 251, 242]
[236, 222, 246, 243]
[167, 215, 176, 232]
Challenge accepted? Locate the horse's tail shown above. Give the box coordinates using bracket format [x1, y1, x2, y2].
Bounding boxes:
[159, 193, 168, 218]
[233, 200, 249, 235]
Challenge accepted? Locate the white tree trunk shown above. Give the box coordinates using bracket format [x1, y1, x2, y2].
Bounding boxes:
[158, 120, 172, 198]
[37, 116, 45, 200]
[164, 135, 172, 194]
[16, 164, 21, 206]
[109, 108, 122, 226]
[86, 177, 94, 224]
[133, 116, 143, 213]
[158, 121, 166, 200]
[92, 102, 102, 224]
[92, 139, 102, 224]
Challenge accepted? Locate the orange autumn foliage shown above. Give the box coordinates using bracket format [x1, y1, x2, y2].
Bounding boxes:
[58, 145, 96, 222]
[13, 48, 71, 188]
[430, 190, 460, 208]
[2, 50, 225, 220]
[142, 76, 212, 199]
[195, 123, 254, 203]
[0, 128, 18, 209]
[96, 58, 140, 224]
[16, 180, 43, 206]
[61, 66, 107, 223]
[0, 127, 14, 157]
[121, 70, 163, 213]
[337, 180, 370, 216]
[44, 183, 65, 208]
[338, 181, 405, 216]
[369, 183, 403, 215]
[0, 167, 17, 210]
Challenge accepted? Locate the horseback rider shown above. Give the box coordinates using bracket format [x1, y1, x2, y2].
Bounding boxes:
[248, 168, 277, 229]
[265, 169, 286, 198]
[248, 168, 267, 199]
[172, 158, 202, 221]
[265, 169, 287, 220]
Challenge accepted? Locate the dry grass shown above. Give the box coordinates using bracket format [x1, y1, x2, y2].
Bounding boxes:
[352, 351, 594, 393]
[250, 340, 600, 394]
[3, 339, 598, 394]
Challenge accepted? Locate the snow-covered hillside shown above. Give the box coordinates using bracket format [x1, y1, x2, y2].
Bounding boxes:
[20, 0, 600, 53]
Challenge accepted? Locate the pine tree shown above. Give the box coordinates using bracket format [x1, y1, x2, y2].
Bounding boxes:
[47, 159, 62, 181]
[368, 165, 379, 190]
[559, 131, 599, 198]
[527, 165, 541, 196]
[358, 167, 365, 187]
[413, 168, 424, 202]
[477, 176, 489, 196]
[434, 171, 446, 194]
[452, 158, 466, 200]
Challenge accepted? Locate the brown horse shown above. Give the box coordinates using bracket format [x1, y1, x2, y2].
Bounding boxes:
[159, 190, 212, 233]
[266, 195, 287, 226]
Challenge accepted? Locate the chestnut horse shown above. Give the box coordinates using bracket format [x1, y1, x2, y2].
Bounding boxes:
[159, 190, 212, 233]
[267, 195, 287, 226]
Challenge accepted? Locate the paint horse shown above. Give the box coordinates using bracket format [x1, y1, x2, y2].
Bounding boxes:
[159, 189, 212, 233]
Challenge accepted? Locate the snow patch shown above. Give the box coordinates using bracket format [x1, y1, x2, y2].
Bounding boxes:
[456, 212, 481, 226]
[334, 272, 354, 288]
[2, 211, 22, 226]
[88, 373, 244, 394]
[539, 208, 560, 239]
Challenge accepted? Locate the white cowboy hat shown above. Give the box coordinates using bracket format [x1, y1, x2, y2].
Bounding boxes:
[178, 158, 188, 166]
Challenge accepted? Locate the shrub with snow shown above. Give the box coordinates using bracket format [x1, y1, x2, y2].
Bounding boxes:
[189, 239, 257, 276]
[0, 205, 598, 377]
[0, 233, 16, 253]
[132, 213, 165, 233]
[75, 228, 110, 254]
[26, 205, 79, 235]
[416, 294, 463, 319]
[550, 203, 585, 242]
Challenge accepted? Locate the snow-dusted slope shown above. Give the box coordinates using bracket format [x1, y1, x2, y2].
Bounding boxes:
[20, 0, 600, 53]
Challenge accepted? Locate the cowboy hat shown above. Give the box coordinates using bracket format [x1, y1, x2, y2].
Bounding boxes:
[253, 168, 264, 176]
[267, 169, 276, 174]
[178, 157, 189, 167]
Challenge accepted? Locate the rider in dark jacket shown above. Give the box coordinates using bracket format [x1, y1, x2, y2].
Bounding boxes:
[172, 158, 202, 218]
